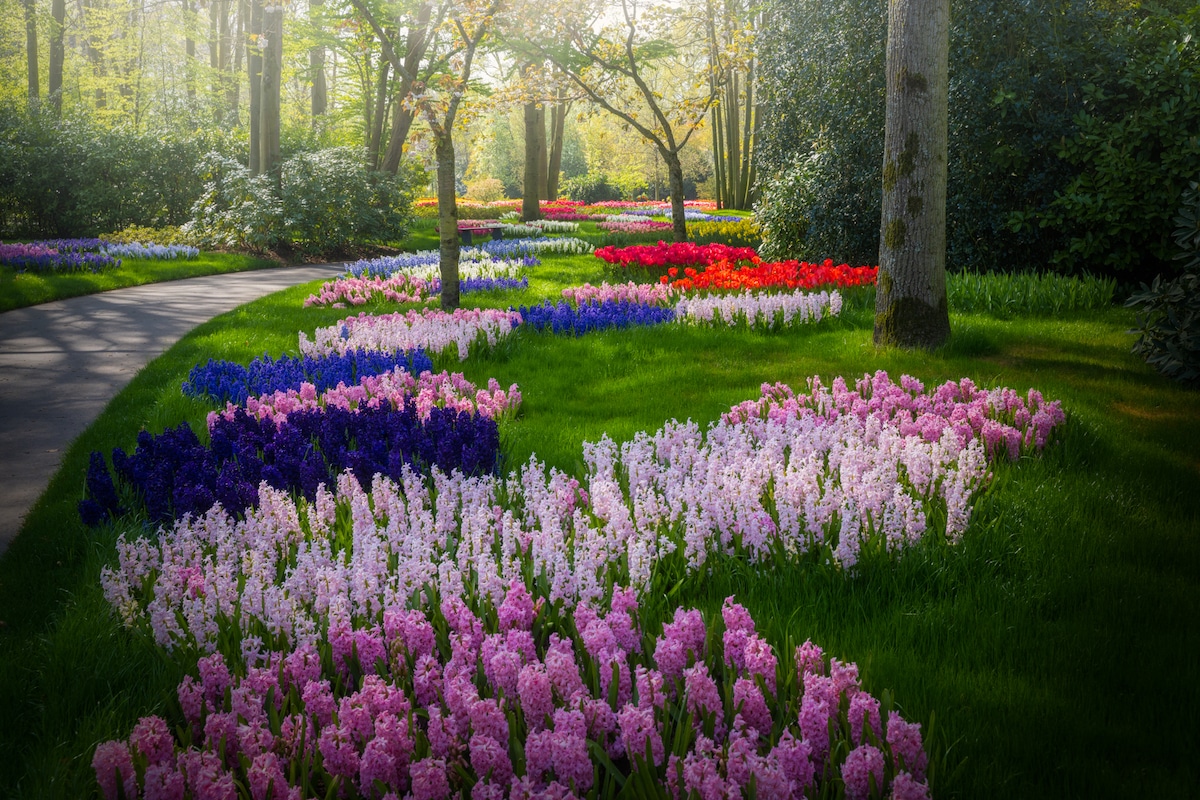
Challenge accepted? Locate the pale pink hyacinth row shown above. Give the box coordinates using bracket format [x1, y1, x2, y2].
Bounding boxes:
[303, 274, 433, 309]
[726, 371, 1067, 461]
[205, 367, 522, 430]
[299, 308, 524, 362]
[102, 401, 991, 654]
[597, 219, 673, 234]
[560, 280, 677, 306]
[675, 289, 843, 329]
[94, 591, 930, 800]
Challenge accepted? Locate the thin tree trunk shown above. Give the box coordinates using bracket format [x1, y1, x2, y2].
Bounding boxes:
[381, 104, 414, 174]
[49, 0, 65, 112]
[310, 0, 327, 118]
[665, 150, 686, 242]
[725, 73, 740, 208]
[535, 103, 548, 201]
[368, 58, 390, 169]
[24, 0, 38, 102]
[184, 0, 196, 100]
[247, 0, 262, 172]
[874, 0, 951, 348]
[231, 0, 243, 118]
[436, 133, 461, 310]
[259, 3, 282, 191]
[522, 97, 543, 220]
[547, 94, 567, 200]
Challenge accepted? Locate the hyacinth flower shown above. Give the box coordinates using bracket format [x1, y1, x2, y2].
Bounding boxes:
[94, 581, 932, 800]
[300, 307, 524, 362]
[100, 396, 1006, 652]
[674, 289, 843, 330]
[303, 273, 435, 307]
[517, 299, 676, 336]
[724, 370, 1067, 461]
[206, 367, 522, 429]
[81, 402, 502, 526]
[101, 242, 199, 260]
[182, 348, 434, 406]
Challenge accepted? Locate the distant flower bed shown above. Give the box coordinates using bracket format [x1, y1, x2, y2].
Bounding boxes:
[667, 257, 878, 292]
[475, 237, 594, 257]
[595, 241, 758, 269]
[101, 242, 200, 260]
[301, 307, 524, 361]
[562, 280, 677, 306]
[687, 218, 762, 247]
[304, 274, 433, 307]
[676, 289, 843, 329]
[182, 348, 433, 406]
[344, 250, 537, 282]
[0, 241, 119, 273]
[517, 299, 677, 336]
[598, 219, 674, 234]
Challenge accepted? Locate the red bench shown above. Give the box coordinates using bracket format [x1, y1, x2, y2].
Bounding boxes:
[436, 222, 504, 246]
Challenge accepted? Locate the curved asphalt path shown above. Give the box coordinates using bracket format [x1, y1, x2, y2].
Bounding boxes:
[0, 264, 346, 555]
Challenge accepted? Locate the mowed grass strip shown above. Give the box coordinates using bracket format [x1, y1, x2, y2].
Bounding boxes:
[0, 252, 1196, 799]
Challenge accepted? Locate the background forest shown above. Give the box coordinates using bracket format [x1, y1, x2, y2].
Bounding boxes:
[1, 0, 1196, 287]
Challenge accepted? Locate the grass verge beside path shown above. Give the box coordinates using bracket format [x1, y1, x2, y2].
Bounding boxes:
[0, 253, 280, 312]
[0, 258, 1197, 798]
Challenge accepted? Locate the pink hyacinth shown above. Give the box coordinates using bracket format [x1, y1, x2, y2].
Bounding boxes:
[92, 740, 137, 800]
[841, 743, 886, 800]
[409, 757, 451, 800]
[886, 711, 929, 780]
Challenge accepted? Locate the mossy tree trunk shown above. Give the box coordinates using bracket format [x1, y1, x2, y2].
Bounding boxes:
[522, 97, 544, 220]
[874, 0, 951, 349]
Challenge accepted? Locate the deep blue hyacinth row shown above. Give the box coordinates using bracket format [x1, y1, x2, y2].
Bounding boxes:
[79, 403, 501, 526]
[434, 276, 529, 294]
[516, 299, 676, 336]
[2, 250, 120, 273]
[182, 348, 434, 406]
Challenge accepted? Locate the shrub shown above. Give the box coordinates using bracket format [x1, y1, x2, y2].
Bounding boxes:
[1125, 182, 1200, 387]
[562, 172, 624, 203]
[0, 104, 214, 238]
[1038, 12, 1200, 280]
[465, 177, 506, 202]
[185, 148, 415, 254]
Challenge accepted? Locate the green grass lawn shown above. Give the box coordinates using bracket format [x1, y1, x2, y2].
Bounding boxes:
[0, 250, 1196, 798]
[0, 253, 280, 312]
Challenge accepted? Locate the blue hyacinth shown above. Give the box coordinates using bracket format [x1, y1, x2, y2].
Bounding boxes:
[516, 299, 675, 336]
[182, 348, 434, 406]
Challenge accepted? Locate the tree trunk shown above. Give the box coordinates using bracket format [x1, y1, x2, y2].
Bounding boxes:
[310, 0, 327, 118]
[49, 0, 64, 112]
[535, 103, 548, 201]
[368, 57, 390, 168]
[547, 94, 567, 200]
[874, 0, 951, 349]
[24, 0, 38, 101]
[247, 0, 263, 173]
[522, 98, 544, 220]
[184, 0, 196, 100]
[665, 150, 686, 242]
[435, 134, 461, 311]
[259, 4, 283, 191]
[381, 104, 414, 174]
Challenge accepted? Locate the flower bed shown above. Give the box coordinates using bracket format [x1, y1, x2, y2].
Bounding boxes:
[666, 257, 878, 292]
[344, 251, 536, 282]
[304, 274, 434, 307]
[561, 280, 677, 307]
[0, 242, 120, 273]
[594, 241, 759, 269]
[676, 289, 843, 329]
[726, 371, 1066, 461]
[517, 299, 677, 336]
[93, 585, 931, 800]
[182, 349, 434, 406]
[101, 242, 200, 260]
[80, 402, 501, 526]
[301, 308, 524, 361]
[89, 366, 1067, 798]
[597, 219, 674, 234]
[207, 367, 521, 429]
